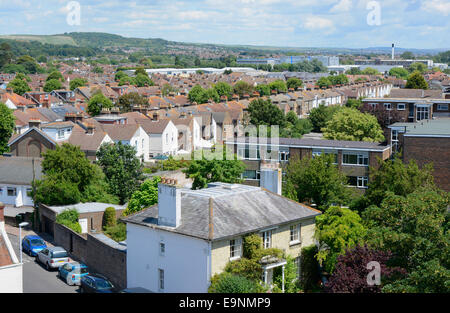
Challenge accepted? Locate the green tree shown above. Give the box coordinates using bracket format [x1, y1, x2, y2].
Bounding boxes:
[389, 67, 409, 79]
[255, 84, 271, 96]
[135, 66, 148, 76]
[405, 71, 428, 89]
[102, 207, 117, 229]
[96, 142, 144, 205]
[0, 42, 13, 69]
[87, 92, 113, 116]
[124, 176, 161, 216]
[183, 147, 245, 190]
[286, 77, 303, 90]
[118, 92, 148, 113]
[213, 82, 233, 99]
[161, 83, 179, 97]
[43, 79, 63, 92]
[33, 144, 117, 205]
[315, 206, 367, 273]
[361, 67, 380, 75]
[69, 78, 88, 91]
[55, 208, 82, 233]
[328, 74, 349, 85]
[269, 80, 288, 93]
[408, 62, 427, 73]
[317, 77, 332, 88]
[93, 66, 104, 74]
[115, 70, 127, 82]
[0, 102, 15, 154]
[361, 156, 435, 209]
[247, 98, 286, 127]
[46, 71, 64, 82]
[400, 51, 414, 59]
[345, 98, 362, 109]
[283, 154, 350, 211]
[7, 77, 31, 96]
[308, 104, 341, 132]
[188, 85, 205, 104]
[134, 73, 154, 87]
[363, 188, 450, 293]
[233, 81, 254, 98]
[322, 107, 385, 142]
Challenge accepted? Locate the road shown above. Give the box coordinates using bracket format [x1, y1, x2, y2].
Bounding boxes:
[8, 233, 78, 293]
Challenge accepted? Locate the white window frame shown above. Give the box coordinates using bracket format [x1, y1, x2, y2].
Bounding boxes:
[357, 176, 368, 189]
[289, 224, 301, 245]
[261, 230, 272, 249]
[342, 153, 369, 166]
[229, 238, 242, 260]
[57, 129, 65, 139]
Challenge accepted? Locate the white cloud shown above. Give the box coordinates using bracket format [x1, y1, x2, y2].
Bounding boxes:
[422, 0, 450, 16]
[330, 0, 352, 12]
[303, 16, 334, 30]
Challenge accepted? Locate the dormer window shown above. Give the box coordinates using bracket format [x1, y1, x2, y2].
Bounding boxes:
[57, 129, 65, 139]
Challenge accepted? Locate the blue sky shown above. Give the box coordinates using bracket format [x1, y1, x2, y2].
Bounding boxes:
[0, 0, 449, 49]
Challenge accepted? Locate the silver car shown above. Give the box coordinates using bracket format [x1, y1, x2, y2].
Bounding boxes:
[36, 247, 70, 270]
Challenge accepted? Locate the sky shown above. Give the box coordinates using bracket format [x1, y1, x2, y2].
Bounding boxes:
[0, 0, 449, 49]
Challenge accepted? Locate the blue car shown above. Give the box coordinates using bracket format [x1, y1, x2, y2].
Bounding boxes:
[79, 274, 115, 293]
[58, 262, 89, 286]
[22, 235, 47, 257]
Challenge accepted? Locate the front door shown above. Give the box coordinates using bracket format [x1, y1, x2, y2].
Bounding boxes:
[79, 218, 88, 234]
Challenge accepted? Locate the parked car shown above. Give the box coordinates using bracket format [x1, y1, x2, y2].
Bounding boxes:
[120, 287, 152, 293]
[79, 274, 115, 293]
[36, 246, 70, 270]
[58, 262, 89, 286]
[22, 235, 47, 257]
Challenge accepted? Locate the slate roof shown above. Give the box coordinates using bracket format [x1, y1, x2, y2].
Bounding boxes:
[393, 118, 450, 137]
[123, 182, 320, 241]
[136, 119, 170, 134]
[68, 124, 110, 152]
[101, 124, 139, 141]
[0, 157, 43, 185]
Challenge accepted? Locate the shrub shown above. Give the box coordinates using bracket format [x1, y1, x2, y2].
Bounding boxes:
[103, 207, 117, 229]
[273, 255, 302, 293]
[243, 234, 262, 259]
[55, 208, 82, 233]
[300, 245, 320, 292]
[209, 272, 259, 293]
[224, 258, 262, 281]
[104, 222, 127, 242]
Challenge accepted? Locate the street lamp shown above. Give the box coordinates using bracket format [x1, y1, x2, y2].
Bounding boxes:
[19, 222, 29, 264]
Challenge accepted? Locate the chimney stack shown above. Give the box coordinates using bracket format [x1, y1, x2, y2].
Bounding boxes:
[28, 118, 41, 129]
[259, 162, 282, 195]
[86, 123, 95, 135]
[158, 177, 181, 227]
[153, 112, 159, 122]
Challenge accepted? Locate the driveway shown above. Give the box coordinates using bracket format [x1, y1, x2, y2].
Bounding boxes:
[7, 229, 78, 293]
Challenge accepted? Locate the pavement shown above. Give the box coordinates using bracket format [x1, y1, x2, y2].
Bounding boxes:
[6, 224, 78, 293]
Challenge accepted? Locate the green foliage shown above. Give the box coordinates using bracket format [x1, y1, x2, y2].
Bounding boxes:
[307, 104, 340, 132]
[135, 66, 148, 76]
[405, 71, 428, 89]
[87, 92, 113, 116]
[317, 77, 332, 88]
[247, 98, 286, 128]
[103, 207, 117, 229]
[183, 147, 245, 190]
[124, 176, 161, 216]
[69, 78, 88, 91]
[224, 258, 263, 282]
[328, 74, 349, 85]
[104, 222, 127, 242]
[213, 82, 233, 99]
[208, 272, 259, 293]
[283, 154, 350, 211]
[322, 107, 385, 142]
[389, 67, 409, 79]
[255, 84, 271, 96]
[363, 188, 450, 293]
[46, 70, 64, 82]
[315, 206, 367, 273]
[361, 156, 435, 209]
[188, 85, 206, 104]
[118, 92, 148, 113]
[300, 245, 320, 292]
[408, 62, 427, 73]
[43, 79, 63, 92]
[268, 79, 287, 93]
[273, 255, 301, 293]
[7, 76, 31, 95]
[242, 233, 263, 259]
[400, 51, 414, 60]
[134, 73, 154, 87]
[361, 67, 380, 75]
[0, 102, 15, 154]
[345, 98, 362, 109]
[233, 81, 254, 98]
[56, 208, 82, 233]
[33, 143, 117, 206]
[286, 77, 303, 90]
[114, 71, 127, 82]
[93, 66, 103, 74]
[281, 114, 313, 138]
[96, 142, 144, 204]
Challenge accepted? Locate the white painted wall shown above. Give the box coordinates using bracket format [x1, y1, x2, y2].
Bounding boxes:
[0, 185, 33, 207]
[41, 127, 73, 142]
[126, 223, 211, 293]
[0, 222, 22, 293]
[162, 121, 178, 155]
[129, 126, 150, 162]
[5, 99, 17, 110]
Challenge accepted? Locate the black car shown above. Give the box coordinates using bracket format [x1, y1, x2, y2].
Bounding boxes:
[79, 274, 115, 293]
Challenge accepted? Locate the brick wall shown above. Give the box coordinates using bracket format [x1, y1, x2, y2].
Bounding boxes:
[403, 136, 450, 191]
[53, 223, 127, 289]
[10, 130, 55, 158]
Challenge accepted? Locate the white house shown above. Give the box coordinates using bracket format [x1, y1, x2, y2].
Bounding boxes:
[0, 157, 42, 208]
[102, 124, 151, 162]
[123, 177, 320, 293]
[0, 203, 23, 293]
[136, 118, 178, 157]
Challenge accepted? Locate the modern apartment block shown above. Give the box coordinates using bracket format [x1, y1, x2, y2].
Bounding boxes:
[226, 137, 391, 193]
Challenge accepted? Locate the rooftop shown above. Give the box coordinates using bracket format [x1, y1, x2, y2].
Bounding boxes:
[0, 157, 43, 185]
[122, 182, 320, 241]
[391, 118, 450, 137]
[45, 202, 126, 214]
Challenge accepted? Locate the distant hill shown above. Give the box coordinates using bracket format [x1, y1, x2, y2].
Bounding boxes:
[0, 34, 77, 46]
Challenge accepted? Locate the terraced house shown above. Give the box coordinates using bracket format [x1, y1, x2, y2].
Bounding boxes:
[226, 137, 391, 194]
[123, 180, 320, 293]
